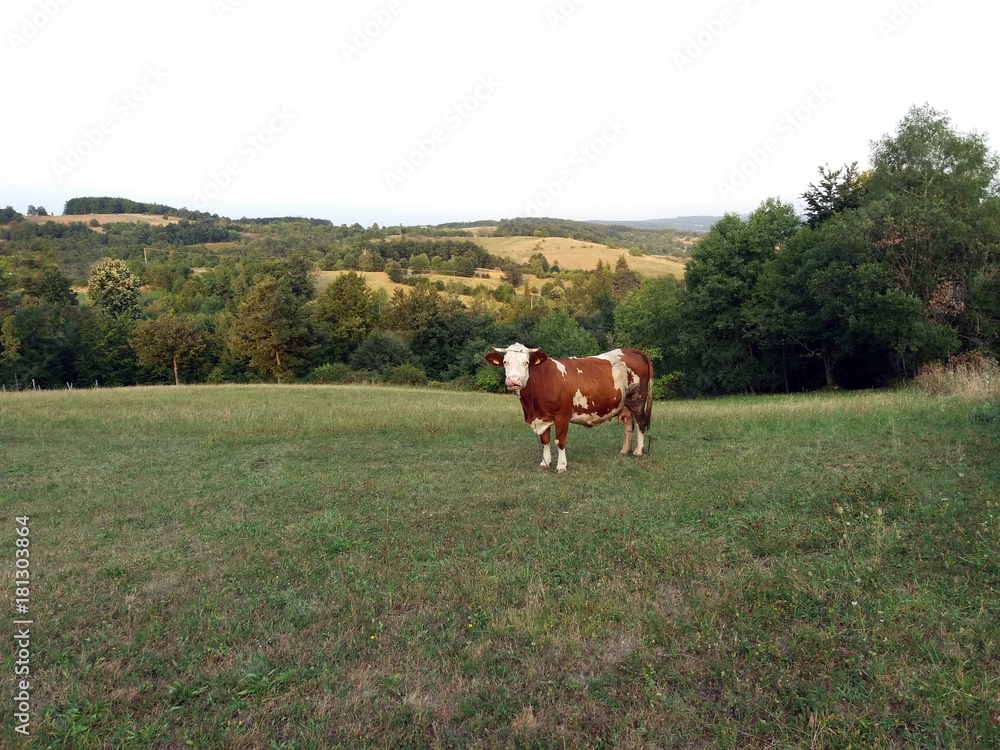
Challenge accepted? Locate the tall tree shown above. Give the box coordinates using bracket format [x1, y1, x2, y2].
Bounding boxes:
[680, 199, 800, 394]
[131, 315, 206, 385]
[866, 104, 1000, 355]
[87, 258, 141, 319]
[801, 162, 868, 228]
[313, 271, 377, 361]
[227, 276, 314, 383]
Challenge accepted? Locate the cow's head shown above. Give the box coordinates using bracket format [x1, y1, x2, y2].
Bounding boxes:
[485, 343, 549, 391]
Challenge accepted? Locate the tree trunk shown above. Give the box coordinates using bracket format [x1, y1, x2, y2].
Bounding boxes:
[781, 343, 790, 394]
[275, 349, 283, 385]
[172, 356, 179, 386]
[822, 344, 837, 388]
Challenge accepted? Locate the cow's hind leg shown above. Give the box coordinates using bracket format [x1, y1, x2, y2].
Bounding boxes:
[632, 404, 649, 457]
[619, 408, 634, 455]
[625, 394, 649, 457]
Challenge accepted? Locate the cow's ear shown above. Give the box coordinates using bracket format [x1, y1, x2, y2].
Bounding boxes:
[530, 351, 549, 366]
[484, 352, 504, 367]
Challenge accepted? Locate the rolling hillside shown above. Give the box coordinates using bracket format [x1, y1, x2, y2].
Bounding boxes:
[470, 235, 686, 278]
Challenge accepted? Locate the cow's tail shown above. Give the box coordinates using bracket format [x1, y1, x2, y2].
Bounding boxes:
[642, 350, 653, 432]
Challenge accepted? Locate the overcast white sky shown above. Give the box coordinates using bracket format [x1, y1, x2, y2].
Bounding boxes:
[3, 0, 998, 226]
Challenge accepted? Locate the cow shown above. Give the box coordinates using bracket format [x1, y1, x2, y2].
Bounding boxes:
[484, 343, 653, 473]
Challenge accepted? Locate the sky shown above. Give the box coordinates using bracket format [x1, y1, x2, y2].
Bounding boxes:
[3, 0, 999, 227]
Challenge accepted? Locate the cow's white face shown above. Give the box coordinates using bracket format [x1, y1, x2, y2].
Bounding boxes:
[484, 343, 547, 391]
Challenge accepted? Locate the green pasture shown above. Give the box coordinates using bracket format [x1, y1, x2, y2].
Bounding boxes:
[1, 385, 998, 748]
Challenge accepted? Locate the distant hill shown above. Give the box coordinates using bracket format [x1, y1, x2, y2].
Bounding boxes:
[588, 216, 724, 233]
[489, 217, 699, 256]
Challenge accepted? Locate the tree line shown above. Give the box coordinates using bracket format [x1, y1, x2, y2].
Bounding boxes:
[1, 104, 996, 396]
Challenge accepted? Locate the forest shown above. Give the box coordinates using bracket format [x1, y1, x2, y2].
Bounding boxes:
[1, 105, 997, 395]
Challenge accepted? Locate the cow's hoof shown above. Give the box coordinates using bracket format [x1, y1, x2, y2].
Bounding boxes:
[633, 449, 644, 458]
[540, 462, 550, 470]
[619, 449, 629, 456]
[556, 468, 567, 474]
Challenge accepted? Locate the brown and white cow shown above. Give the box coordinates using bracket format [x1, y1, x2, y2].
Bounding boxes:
[484, 343, 653, 473]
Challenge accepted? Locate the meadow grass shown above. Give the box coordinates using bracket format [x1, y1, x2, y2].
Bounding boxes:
[1, 385, 997, 749]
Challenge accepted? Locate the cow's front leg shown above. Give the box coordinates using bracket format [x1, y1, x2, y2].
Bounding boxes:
[539, 426, 552, 469]
[554, 417, 570, 473]
[531, 419, 554, 469]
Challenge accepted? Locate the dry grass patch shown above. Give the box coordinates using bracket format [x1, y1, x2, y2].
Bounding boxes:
[472, 235, 686, 277]
[23, 213, 181, 230]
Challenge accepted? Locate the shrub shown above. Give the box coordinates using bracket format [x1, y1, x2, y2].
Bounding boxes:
[476, 365, 505, 393]
[385, 260, 404, 283]
[306, 362, 353, 384]
[384, 363, 428, 386]
[915, 352, 999, 400]
[652, 371, 683, 400]
[350, 331, 419, 375]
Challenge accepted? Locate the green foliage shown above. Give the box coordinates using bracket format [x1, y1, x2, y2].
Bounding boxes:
[680, 199, 801, 394]
[87, 258, 141, 319]
[409, 252, 431, 273]
[314, 271, 377, 359]
[227, 276, 315, 383]
[385, 259, 404, 283]
[970, 400, 999, 424]
[492, 216, 698, 256]
[350, 331, 419, 375]
[75, 308, 138, 387]
[305, 362, 353, 384]
[800, 161, 868, 228]
[63, 196, 177, 215]
[613, 275, 683, 370]
[384, 362, 428, 386]
[475, 364, 505, 393]
[130, 315, 206, 385]
[651, 371, 682, 399]
[530, 310, 599, 358]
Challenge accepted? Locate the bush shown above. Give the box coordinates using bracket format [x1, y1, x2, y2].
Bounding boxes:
[384, 363, 428, 386]
[476, 365, 505, 393]
[915, 352, 999, 400]
[306, 362, 353, 384]
[350, 331, 419, 375]
[652, 371, 682, 400]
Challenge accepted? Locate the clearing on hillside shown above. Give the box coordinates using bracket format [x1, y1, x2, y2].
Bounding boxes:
[471, 236, 686, 278]
[24, 213, 181, 228]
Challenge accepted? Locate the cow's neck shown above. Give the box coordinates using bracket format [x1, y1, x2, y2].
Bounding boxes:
[516, 362, 548, 422]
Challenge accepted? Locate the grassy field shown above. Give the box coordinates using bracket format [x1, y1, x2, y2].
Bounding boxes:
[1, 385, 998, 748]
[464, 236, 687, 279]
[23, 214, 181, 230]
[313, 271, 515, 298]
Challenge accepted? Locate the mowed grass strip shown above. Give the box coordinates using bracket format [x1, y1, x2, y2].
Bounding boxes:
[1, 385, 998, 748]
